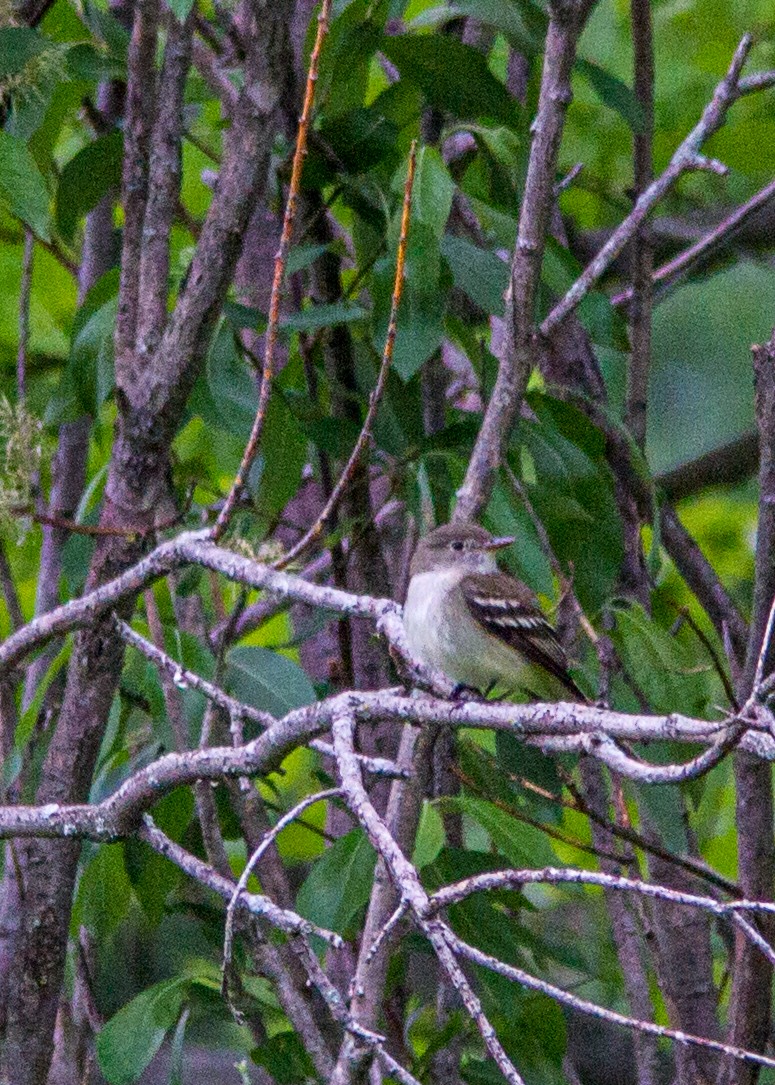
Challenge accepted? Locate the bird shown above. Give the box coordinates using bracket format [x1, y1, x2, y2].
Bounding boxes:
[403, 522, 585, 701]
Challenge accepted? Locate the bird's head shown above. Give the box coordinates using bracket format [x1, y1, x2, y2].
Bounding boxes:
[409, 523, 515, 577]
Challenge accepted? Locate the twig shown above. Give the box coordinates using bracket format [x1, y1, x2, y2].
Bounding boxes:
[332, 710, 527, 1085]
[222, 787, 341, 997]
[750, 593, 775, 699]
[118, 616, 405, 776]
[211, 0, 333, 541]
[445, 930, 775, 1072]
[273, 140, 417, 571]
[138, 815, 342, 945]
[625, 0, 654, 449]
[541, 35, 762, 337]
[454, 1, 597, 522]
[612, 176, 775, 309]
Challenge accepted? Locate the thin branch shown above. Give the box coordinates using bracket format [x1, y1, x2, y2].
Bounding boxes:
[612, 176, 775, 309]
[274, 140, 417, 571]
[138, 815, 342, 945]
[332, 711, 527, 1085]
[541, 35, 763, 337]
[624, 0, 654, 449]
[429, 866, 775, 924]
[222, 788, 341, 992]
[445, 930, 775, 1072]
[135, 9, 194, 357]
[212, 0, 333, 541]
[115, 0, 158, 369]
[656, 432, 759, 502]
[454, 0, 598, 522]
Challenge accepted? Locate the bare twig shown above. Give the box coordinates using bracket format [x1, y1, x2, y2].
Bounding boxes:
[541, 35, 765, 337]
[212, 0, 333, 541]
[613, 176, 775, 309]
[445, 931, 775, 1072]
[625, 0, 654, 449]
[454, 0, 598, 522]
[274, 140, 417, 571]
[138, 815, 342, 945]
[222, 788, 341, 993]
[332, 711, 527, 1085]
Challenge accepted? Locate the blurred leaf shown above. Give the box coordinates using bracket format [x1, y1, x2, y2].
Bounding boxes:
[296, 827, 376, 935]
[56, 130, 123, 244]
[0, 130, 51, 240]
[0, 27, 48, 79]
[412, 799, 445, 868]
[167, 0, 196, 20]
[251, 1032, 317, 1085]
[611, 603, 712, 716]
[283, 301, 368, 333]
[411, 145, 454, 237]
[410, 0, 545, 55]
[637, 784, 690, 855]
[97, 978, 189, 1085]
[381, 34, 517, 124]
[73, 844, 132, 942]
[441, 234, 509, 316]
[372, 220, 447, 380]
[226, 646, 316, 718]
[577, 58, 645, 133]
[167, 1007, 189, 1085]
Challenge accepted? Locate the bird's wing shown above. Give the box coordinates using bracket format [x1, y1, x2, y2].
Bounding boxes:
[461, 572, 583, 699]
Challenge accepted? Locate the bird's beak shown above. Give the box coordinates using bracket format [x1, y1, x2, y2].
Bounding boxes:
[485, 535, 515, 551]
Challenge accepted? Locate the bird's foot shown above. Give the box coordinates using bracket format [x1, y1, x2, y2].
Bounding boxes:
[450, 682, 484, 702]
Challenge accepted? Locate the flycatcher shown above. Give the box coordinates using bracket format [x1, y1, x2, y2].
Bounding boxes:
[404, 523, 584, 701]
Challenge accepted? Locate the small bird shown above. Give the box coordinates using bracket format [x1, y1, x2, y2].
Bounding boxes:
[403, 522, 584, 701]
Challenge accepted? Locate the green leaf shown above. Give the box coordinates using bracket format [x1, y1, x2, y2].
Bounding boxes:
[283, 301, 368, 333]
[167, 1007, 190, 1085]
[73, 844, 132, 942]
[296, 827, 376, 935]
[577, 58, 645, 134]
[441, 234, 509, 316]
[372, 220, 447, 380]
[411, 145, 454, 237]
[56, 130, 123, 244]
[409, 0, 546, 56]
[251, 1033, 318, 1085]
[380, 34, 517, 125]
[447, 795, 554, 867]
[0, 130, 51, 240]
[97, 979, 189, 1085]
[0, 27, 48, 81]
[226, 646, 316, 718]
[167, 0, 196, 21]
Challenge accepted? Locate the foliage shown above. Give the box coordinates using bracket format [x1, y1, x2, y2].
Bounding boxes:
[0, 0, 774, 1082]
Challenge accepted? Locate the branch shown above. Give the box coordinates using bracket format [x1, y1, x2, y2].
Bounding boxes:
[613, 175, 775, 309]
[332, 710, 527, 1085]
[274, 140, 416, 570]
[135, 10, 194, 357]
[454, 0, 598, 521]
[656, 432, 759, 502]
[114, 0, 158, 371]
[138, 815, 342, 946]
[624, 0, 654, 450]
[541, 34, 766, 336]
[212, 0, 333, 540]
[444, 930, 775, 1073]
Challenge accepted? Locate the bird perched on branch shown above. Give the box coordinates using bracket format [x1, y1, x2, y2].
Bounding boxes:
[403, 522, 584, 701]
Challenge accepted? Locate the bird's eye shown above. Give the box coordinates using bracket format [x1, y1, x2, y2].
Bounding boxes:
[450, 540, 464, 552]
